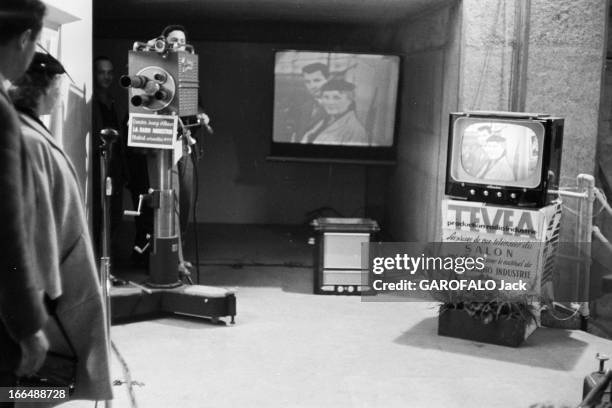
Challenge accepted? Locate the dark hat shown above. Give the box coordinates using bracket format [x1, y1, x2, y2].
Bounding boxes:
[27, 52, 66, 76]
[321, 79, 356, 93]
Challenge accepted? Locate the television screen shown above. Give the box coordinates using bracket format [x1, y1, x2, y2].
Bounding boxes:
[450, 117, 545, 189]
[270, 50, 399, 164]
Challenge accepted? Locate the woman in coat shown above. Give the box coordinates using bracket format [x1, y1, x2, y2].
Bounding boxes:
[300, 79, 368, 146]
[9, 52, 112, 403]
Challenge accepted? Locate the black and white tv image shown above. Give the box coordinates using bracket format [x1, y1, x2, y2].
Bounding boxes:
[456, 121, 541, 187]
[270, 50, 400, 163]
[445, 111, 564, 207]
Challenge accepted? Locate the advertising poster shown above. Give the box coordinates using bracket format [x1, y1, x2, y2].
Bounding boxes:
[441, 199, 562, 298]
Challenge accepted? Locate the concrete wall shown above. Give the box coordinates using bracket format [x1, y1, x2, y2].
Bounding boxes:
[525, 0, 607, 181]
[386, 2, 461, 242]
[459, 0, 518, 111]
[460, 0, 607, 182]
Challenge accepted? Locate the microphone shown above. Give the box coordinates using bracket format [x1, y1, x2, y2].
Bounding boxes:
[99, 128, 119, 151]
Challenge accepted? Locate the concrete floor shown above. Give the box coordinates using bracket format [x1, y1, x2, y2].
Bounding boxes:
[61, 224, 612, 407]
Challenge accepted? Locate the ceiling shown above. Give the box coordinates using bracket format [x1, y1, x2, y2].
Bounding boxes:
[95, 0, 452, 25]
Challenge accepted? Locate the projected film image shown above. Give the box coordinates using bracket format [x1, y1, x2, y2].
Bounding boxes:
[459, 122, 541, 187]
[273, 51, 399, 147]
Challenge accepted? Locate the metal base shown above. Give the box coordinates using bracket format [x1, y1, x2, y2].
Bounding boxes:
[149, 236, 180, 286]
[145, 280, 183, 289]
[110, 283, 236, 325]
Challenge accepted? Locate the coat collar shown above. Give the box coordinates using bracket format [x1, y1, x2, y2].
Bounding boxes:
[19, 111, 61, 150]
[19, 111, 81, 186]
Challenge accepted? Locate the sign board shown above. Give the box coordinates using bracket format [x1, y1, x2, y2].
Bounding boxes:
[128, 113, 178, 149]
[441, 199, 562, 298]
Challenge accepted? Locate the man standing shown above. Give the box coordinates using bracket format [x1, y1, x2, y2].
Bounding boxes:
[0, 0, 49, 392]
[289, 63, 329, 143]
[160, 25, 194, 234]
[162, 24, 187, 51]
[92, 56, 126, 255]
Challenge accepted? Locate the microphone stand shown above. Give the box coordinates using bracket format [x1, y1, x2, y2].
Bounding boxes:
[99, 128, 118, 408]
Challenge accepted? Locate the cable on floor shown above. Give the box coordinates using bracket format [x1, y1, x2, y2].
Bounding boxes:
[112, 340, 139, 408]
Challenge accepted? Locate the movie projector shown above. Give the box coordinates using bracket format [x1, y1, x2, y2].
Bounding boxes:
[110, 35, 235, 324]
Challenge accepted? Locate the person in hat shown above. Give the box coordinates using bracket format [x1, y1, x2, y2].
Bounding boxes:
[462, 124, 495, 177]
[476, 133, 517, 181]
[0, 0, 49, 393]
[9, 52, 112, 401]
[300, 78, 367, 145]
[160, 24, 196, 237]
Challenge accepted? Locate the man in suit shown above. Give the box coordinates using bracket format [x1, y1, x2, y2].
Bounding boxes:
[291, 63, 329, 142]
[0, 0, 49, 393]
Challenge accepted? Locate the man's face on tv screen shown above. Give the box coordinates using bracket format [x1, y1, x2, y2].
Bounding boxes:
[483, 140, 506, 160]
[303, 71, 327, 97]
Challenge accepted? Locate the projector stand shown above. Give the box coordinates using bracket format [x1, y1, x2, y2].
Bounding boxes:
[110, 149, 236, 324]
[110, 285, 236, 325]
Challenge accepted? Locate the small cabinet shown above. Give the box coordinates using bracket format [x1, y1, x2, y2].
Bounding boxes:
[312, 218, 379, 295]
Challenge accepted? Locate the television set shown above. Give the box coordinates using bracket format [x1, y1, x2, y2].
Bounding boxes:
[445, 111, 564, 207]
[269, 50, 400, 164]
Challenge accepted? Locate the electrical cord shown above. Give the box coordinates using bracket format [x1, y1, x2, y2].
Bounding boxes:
[176, 116, 202, 284]
[111, 340, 139, 408]
[176, 155, 187, 242]
[174, 117, 198, 282]
[171, 166, 196, 285]
[191, 147, 201, 284]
